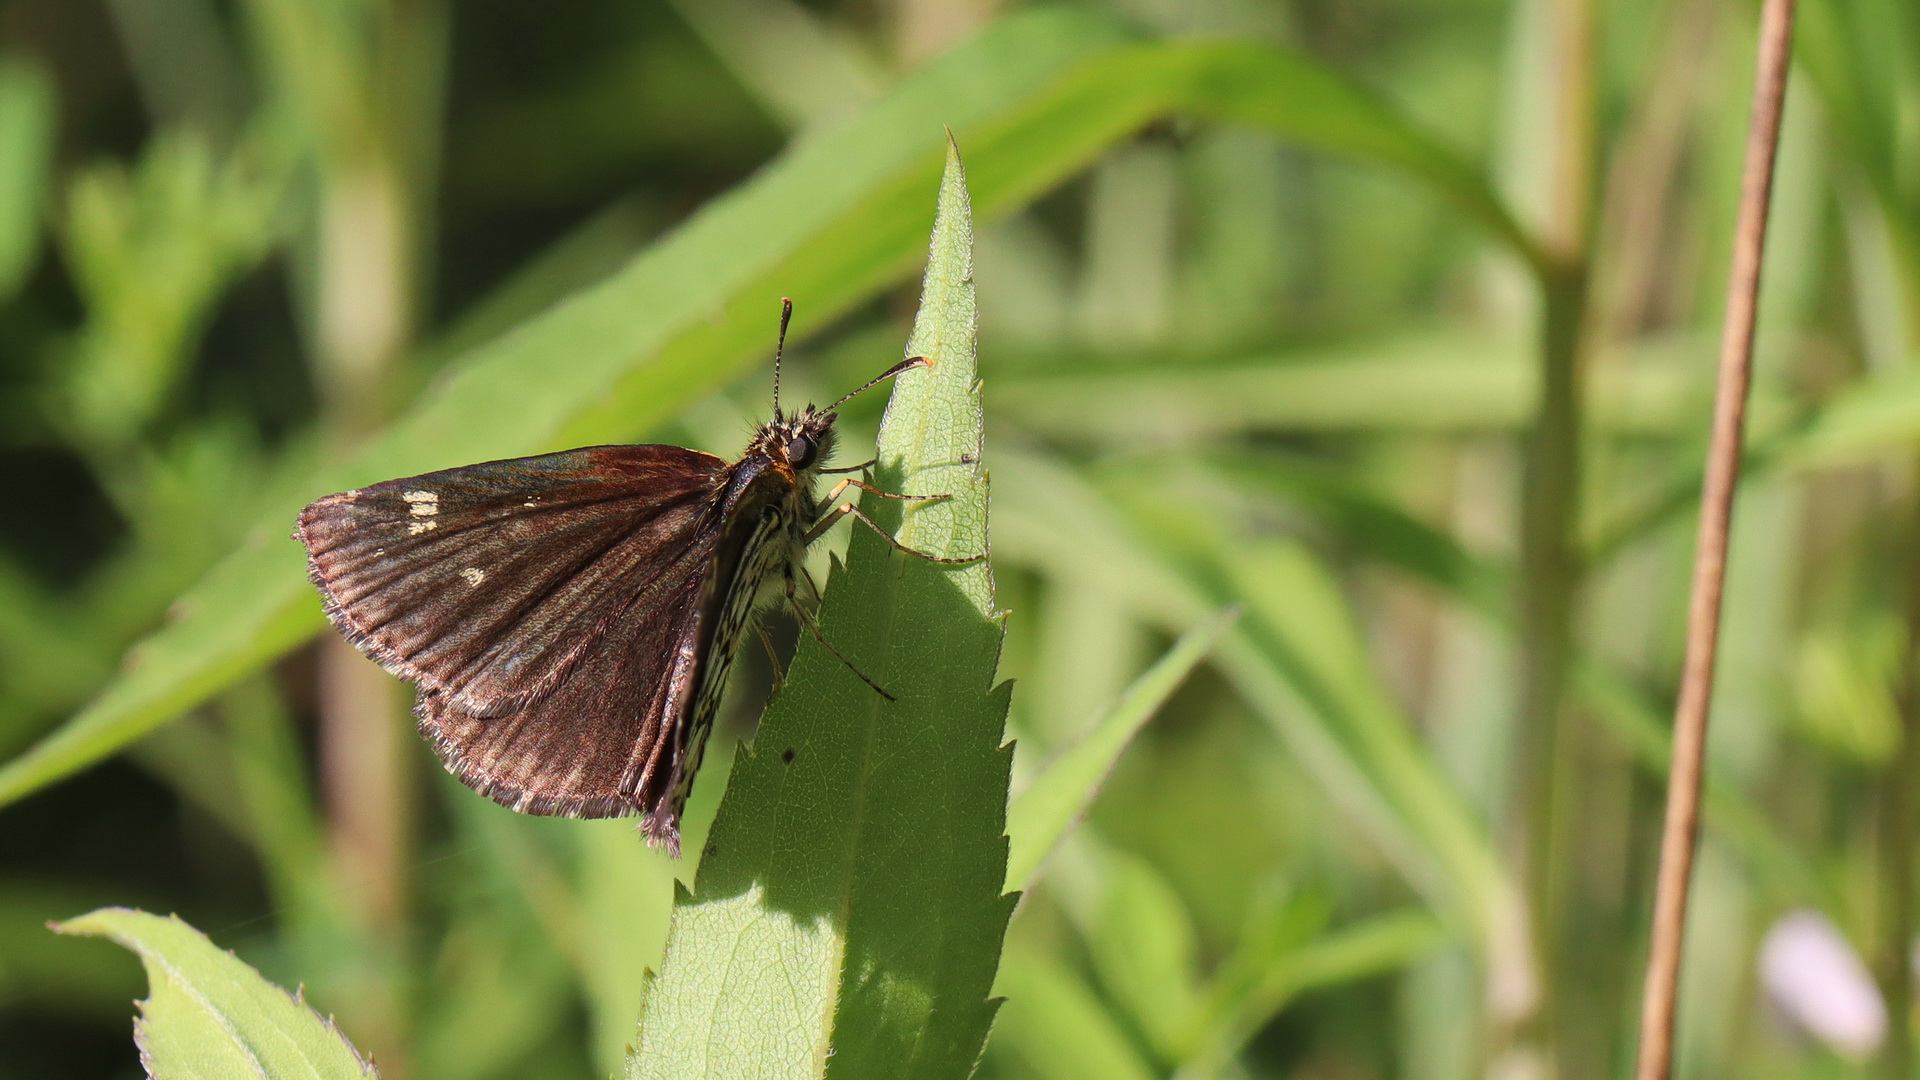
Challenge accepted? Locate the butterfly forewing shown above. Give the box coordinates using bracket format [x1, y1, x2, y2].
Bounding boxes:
[299, 445, 728, 717]
[301, 441, 815, 852]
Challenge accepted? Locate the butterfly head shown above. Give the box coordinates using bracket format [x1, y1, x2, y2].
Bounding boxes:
[753, 405, 839, 477]
[760, 296, 932, 477]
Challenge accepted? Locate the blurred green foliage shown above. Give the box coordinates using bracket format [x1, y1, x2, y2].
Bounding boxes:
[0, 0, 1916, 1078]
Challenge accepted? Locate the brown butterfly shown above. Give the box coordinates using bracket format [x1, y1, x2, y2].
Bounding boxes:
[296, 300, 966, 854]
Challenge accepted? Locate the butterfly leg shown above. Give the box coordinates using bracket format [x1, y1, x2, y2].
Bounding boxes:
[820, 477, 950, 504]
[755, 621, 786, 696]
[803, 501, 985, 565]
[782, 571, 896, 701]
[796, 562, 826, 604]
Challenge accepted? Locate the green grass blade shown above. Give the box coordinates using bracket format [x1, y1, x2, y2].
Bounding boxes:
[573, 819, 680, 1079]
[629, 139, 1011, 1080]
[1004, 607, 1238, 892]
[53, 908, 377, 1078]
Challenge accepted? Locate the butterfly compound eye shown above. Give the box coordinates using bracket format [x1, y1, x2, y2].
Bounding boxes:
[787, 434, 817, 470]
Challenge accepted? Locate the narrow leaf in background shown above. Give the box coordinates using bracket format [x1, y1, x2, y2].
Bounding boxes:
[630, 138, 1012, 1080]
[1004, 606, 1239, 892]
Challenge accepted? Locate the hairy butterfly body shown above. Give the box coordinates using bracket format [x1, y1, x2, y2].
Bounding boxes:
[297, 303, 934, 854]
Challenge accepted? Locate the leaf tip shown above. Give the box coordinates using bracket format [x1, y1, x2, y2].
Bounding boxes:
[48, 904, 140, 938]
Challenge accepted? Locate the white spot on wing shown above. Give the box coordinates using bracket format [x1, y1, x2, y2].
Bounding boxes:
[409, 520, 438, 535]
[403, 490, 439, 517]
[461, 567, 485, 587]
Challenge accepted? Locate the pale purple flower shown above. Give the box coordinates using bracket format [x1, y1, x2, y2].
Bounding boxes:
[1758, 909, 1885, 1060]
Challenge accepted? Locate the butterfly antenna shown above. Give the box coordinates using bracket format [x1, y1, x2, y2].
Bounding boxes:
[825, 355, 931, 413]
[772, 297, 793, 421]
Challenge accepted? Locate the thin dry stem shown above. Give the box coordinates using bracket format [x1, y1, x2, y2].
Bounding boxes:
[1631, 0, 1797, 1076]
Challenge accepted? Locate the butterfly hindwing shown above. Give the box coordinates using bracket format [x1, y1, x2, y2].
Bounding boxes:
[413, 545, 711, 823]
[299, 445, 729, 717]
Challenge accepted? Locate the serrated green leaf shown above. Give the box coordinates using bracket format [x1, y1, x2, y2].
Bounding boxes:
[629, 139, 1011, 1080]
[53, 907, 376, 1079]
[1004, 607, 1238, 892]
